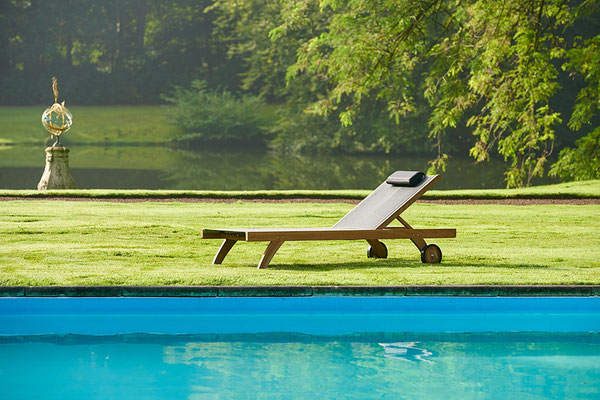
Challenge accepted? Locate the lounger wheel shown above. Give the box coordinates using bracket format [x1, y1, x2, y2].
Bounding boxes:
[421, 244, 442, 263]
[367, 242, 388, 258]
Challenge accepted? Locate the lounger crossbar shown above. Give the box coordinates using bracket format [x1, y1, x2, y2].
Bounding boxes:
[202, 227, 456, 242]
[201, 172, 456, 268]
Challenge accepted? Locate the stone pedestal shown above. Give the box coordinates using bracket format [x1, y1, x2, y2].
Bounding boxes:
[37, 146, 76, 190]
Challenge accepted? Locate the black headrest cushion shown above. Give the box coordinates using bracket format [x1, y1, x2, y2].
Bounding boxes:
[386, 171, 426, 187]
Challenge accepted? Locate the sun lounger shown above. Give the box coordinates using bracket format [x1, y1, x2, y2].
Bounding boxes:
[201, 171, 456, 268]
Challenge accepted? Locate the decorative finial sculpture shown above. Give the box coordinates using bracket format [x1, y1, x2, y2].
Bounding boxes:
[37, 77, 76, 190]
[41, 77, 72, 146]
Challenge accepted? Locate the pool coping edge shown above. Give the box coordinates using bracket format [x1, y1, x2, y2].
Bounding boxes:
[1, 285, 599, 297]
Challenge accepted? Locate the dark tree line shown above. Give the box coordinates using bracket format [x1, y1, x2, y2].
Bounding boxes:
[0, 0, 238, 104]
[1, 0, 598, 185]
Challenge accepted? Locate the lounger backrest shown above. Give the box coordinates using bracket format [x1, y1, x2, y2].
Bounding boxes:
[332, 174, 439, 230]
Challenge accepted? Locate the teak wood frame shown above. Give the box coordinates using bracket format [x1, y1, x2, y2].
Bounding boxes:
[201, 174, 456, 269]
[202, 224, 456, 269]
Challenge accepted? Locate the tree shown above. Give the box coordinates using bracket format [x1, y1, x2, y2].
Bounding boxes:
[550, 34, 600, 181]
[276, 0, 600, 187]
[213, 0, 435, 155]
[0, 0, 239, 104]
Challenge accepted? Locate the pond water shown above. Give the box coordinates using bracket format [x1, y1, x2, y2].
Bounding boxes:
[0, 145, 557, 190]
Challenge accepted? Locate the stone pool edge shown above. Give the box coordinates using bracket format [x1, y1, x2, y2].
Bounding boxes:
[1, 285, 599, 297]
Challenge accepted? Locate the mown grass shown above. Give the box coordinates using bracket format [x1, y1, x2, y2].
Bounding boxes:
[1, 179, 599, 199]
[430, 179, 600, 199]
[0, 104, 281, 146]
[0, 106, 180, 145]
[0, 200, 598, 286]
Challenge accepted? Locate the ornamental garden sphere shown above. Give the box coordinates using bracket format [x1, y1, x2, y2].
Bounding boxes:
[41, 77, 72, 146]
[37, 77, 76, 190]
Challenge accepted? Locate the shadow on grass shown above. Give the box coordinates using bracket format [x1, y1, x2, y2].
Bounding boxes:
[266, 258, 560, 272]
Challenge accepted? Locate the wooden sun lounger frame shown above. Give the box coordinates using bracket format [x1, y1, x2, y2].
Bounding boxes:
[201, 174, 456, 269]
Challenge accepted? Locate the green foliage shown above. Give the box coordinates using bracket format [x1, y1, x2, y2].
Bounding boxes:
[163, 80, 269, 146]
[276, 0, 600, 187]
[0, 0, 235, 105]
[270, 99, 430, 155]
[550, 35, 600, 181]
[2, 0, 598, 185]
[213, 0, 434, 155]
[550, 128, 600, 181]
[211, 0, 326, 100]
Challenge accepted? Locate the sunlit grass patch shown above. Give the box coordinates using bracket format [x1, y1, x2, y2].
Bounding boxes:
[0, 200, 598, 286]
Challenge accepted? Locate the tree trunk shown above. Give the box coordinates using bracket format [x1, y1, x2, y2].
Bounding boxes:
[135, 0, 147, 51]
[112, 2, 122, 72]
[0, 2, 11, 73]
[23, 0, 43, 75]
[64, 0, 73, 68]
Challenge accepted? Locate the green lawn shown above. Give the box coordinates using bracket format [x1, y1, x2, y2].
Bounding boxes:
[0, 104, 281, 146]
[1, 200, 598, 286]
[1, 179, 599, 199]
[0, 105, 180, 145]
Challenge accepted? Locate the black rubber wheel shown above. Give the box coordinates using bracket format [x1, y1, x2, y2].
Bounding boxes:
[421, 244, 442, 263]
[367, 242, 388, 259]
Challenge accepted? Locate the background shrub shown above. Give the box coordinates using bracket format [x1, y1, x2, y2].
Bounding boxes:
[163, 81, 269, 147]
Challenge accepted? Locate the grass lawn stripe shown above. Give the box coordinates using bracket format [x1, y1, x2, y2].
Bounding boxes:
[1, 180, 598, 199]
[0, 200, 598, 286]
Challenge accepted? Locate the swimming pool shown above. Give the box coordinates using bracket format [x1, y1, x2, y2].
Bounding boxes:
[1, 297, 599, 399]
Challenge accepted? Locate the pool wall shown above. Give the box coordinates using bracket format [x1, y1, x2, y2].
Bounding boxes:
[1, 296, 599, 335]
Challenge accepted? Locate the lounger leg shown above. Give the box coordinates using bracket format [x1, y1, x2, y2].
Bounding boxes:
[397, 217, 427, 250]
[213, 239, 237, 264]
[258, 240, 284, 269]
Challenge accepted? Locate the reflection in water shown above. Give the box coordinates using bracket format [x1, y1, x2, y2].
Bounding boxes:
[0, 333, 599, 399]
[0, 145, 558, 190]
[379, 342, 434, 363]
[157, 149, 514, 190]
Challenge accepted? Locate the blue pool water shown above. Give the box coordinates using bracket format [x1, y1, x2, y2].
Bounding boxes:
[0, 297, 599, 399]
